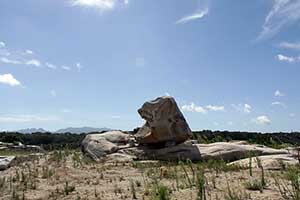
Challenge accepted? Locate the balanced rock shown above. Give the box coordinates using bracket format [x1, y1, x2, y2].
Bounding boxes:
[81, 131, 134, 160]
[135, 96, 193, 145]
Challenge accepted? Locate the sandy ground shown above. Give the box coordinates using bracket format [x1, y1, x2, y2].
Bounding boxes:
[0, 151, 294, 200]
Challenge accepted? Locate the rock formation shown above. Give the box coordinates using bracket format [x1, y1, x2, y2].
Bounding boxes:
[135, 96, 193, 145]
[80, 96, 298, 169]
[0, 156, 15, 170]
[81, 131, 135, 161]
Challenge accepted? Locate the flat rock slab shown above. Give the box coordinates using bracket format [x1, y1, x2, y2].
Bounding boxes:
[198, 142, 288, 162]
[120, 142, 289, 162]
[0, 156, 15, 170]
[228, 154, 298, 170]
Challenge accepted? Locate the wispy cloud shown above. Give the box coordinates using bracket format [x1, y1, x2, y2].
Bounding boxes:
[0, 41, 78, 72]
[176, 8, 209, 24]
[277, 54, 297, 63]
[76, 62, 83, 72]
[25, 49, 34, 55]
[181, 103, 207, 114]
[70, 0, 128, 12]
[26, 59, 41, 67]
[206, 105, 225, 112]
[0, 73, 21, 87]
[279, 41, 300, 50]
[275, 90, 285, 97]
[61, 65, 71, 71]
[61, 108, 72, 113]
[254, 115, 271, 125]
[259, 0, 300, 39]
[182, 102, 225, 113]
[45, 62, 57, 70]
[0, 41, 5, 48]
[271, 101, 286, 108]
[0, 114, 58, 123]
[231, 103, 252, 114]
[1, 57, 22, 64]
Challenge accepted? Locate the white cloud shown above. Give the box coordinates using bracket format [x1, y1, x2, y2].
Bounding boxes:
[279, 41, 300, 50]
[244, 104, 252, 113]
[206, 105, 225, 112]
[70, 0, 128, 11]
[0, 42, 5, 48]
[25, 49, 34, 55]
[181, 103, 207, 114]
[277, 54, 296, 63]
[271, 101, 286, 108]
[76, 62, 83, 72]
[254, 115, 271, 125]
[0, 114, 58, 123]
[275, 90, 285, 97]
[1, 57, 21, 64]
[50, 89, 57, 97]
[61, 109, 72, 113]
[259, 0, 300, 39]
[112, 115, 121, 119]
[61, 65, 71, 71]
[176, 8, 209, 24]
[26, 59, 41, 67]
[0, 74, 21, 87]
[232, 103, 252, 114]
[290, 113, 296, 117]
[45, 62, 57, 70]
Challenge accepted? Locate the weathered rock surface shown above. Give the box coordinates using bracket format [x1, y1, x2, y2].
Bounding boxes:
[119, 141, 290, 162]
[81, 131, 134, 160]
[228, 154, 299, 170]
[135, 96, 193, 145]
[198, 142, 289, 162]
[0, 156, 15, 170]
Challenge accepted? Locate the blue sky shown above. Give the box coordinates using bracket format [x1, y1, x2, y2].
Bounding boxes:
[0, 0, 300, 132]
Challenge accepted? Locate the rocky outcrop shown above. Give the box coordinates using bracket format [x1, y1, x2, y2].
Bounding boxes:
[228, 154, 299, 170]
[119, 141, 289, 162]
[80, 96, 296, 166]
[197, 142, 289, 162]
[81, 131, 135, 160]
[0, 156, 15, 170]
[135, 96, 192, 145]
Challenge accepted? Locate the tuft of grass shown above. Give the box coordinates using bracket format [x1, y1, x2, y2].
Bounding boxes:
[225, 182, 251, 200]
[130, 179, 137, 200]
[196, 166, 206, 200]
[152, 184, 171, 200]
[274, 166, 300, 200]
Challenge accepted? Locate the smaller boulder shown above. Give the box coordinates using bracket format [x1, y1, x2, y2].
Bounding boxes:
[228, 154, 298, 170]
[0, 156, 15, 170]
[81, 131, 133, 160]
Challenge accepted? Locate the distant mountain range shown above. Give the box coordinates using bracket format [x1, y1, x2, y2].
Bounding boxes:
[55, 127, 112, 134]
[16, 127, 112, 134]
[17, 128, 48, 134]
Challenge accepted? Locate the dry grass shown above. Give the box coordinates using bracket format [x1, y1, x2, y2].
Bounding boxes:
[0, 150, 298, 200]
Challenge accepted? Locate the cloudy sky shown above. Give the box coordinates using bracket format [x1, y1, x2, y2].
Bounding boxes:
[0, 0, 300, 132]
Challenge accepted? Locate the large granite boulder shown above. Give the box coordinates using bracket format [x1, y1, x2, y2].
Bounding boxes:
[81, 131, 134, 160]
[0, 156, 15, 170]
[135, 96, 193, 145]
